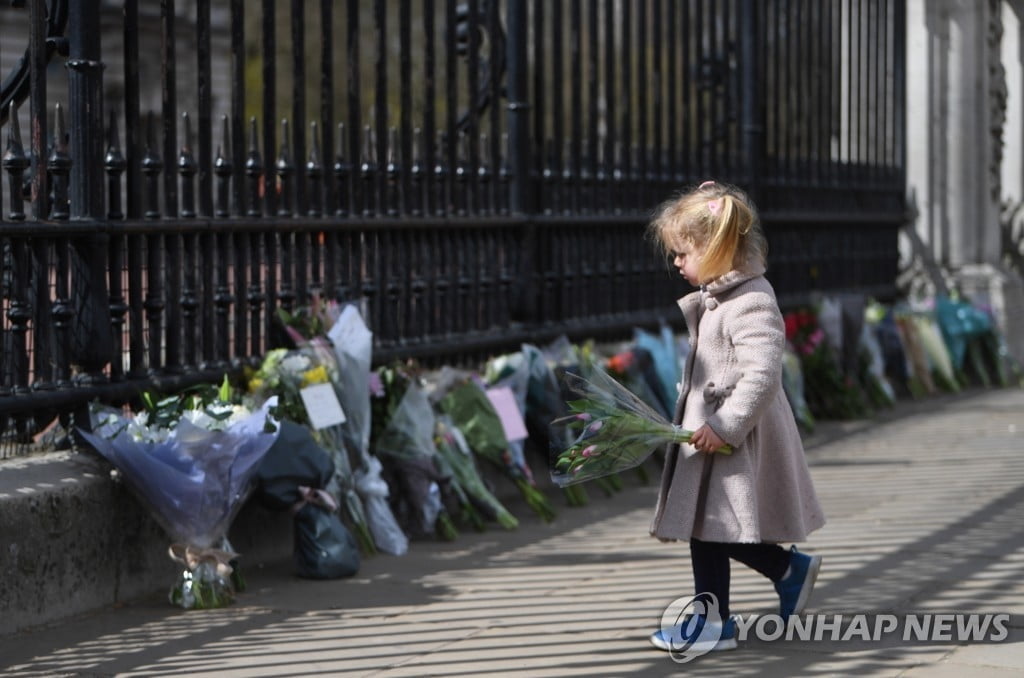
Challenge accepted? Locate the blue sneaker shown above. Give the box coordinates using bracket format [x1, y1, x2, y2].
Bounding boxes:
[774, 546, 822, 620]
[650, 615, 738, 653]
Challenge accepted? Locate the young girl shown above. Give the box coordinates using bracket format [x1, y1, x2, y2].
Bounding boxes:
[647, 180, 826, 654]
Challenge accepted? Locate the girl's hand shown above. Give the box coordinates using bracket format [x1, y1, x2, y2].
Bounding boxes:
[690, 424, 726, 454]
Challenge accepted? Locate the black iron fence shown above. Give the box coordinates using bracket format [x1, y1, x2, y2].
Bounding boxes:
[0, 0, 906, 455]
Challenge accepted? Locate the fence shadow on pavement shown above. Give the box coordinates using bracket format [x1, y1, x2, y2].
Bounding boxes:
[2, 389, 1023, 677]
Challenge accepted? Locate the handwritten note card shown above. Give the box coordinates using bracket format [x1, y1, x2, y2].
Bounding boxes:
[300, 382, 347, 429]
[485, 386, 528, 442]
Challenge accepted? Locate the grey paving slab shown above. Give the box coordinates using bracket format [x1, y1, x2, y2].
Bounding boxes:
[1, 387, 1022, 677]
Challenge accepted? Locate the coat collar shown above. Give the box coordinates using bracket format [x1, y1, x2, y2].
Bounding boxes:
[676, 262, 766, 330]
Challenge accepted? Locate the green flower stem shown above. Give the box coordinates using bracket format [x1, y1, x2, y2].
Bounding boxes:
[516, 477, 556, 522]
[436, 511, 459, 541]
[562, 484, 589, 507]
[593, 476, 618, 497]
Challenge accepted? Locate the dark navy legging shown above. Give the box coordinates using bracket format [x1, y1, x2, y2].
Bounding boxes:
[690, 537, 791, 619]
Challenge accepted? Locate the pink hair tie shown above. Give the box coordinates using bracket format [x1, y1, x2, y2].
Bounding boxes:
[707, 198, 722, 217]
[698, 180, 716, 189]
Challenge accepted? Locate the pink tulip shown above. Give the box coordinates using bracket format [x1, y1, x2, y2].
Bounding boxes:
[582, 445, 598, 457]
[588, 420, 604, 433]
[576, 413, 592, 421]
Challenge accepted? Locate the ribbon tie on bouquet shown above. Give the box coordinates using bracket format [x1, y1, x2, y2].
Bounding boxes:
[168, 543, 236, 578]
[290, 485, 339, 515]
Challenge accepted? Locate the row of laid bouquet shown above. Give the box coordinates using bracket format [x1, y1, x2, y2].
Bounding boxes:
[78, 289, 1020, 612]
[779, 293, 1023, 431]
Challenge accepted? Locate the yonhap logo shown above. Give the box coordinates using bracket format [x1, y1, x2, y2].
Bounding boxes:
[656, 593, 727, 662]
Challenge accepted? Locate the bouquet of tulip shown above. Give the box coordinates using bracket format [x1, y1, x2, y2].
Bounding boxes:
[79, 378, 279, 609]
[485, 345, 592, 508]
[551, 368, 731, 487]
[433, 369, 557, 523]
[434, 414, 519, 530]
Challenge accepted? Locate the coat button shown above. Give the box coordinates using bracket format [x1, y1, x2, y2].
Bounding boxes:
[705, 297, 718, 310]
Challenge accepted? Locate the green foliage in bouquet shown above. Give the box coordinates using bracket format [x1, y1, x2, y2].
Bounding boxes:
[435, 375, 557, 523]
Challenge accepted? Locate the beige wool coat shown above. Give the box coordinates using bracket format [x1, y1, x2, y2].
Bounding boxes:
[650, 264, 826, 544]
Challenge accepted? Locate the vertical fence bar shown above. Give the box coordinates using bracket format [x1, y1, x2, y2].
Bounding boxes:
[603, 0, 616, 210]
[740, 0, 763, 202]
[67, 0, 113, 388]
[162, 0, 179, 218]
[28, 0, 48, 221]
[488, 0, 501, 214]
[466, 0, 481, 214]
[145, 201, 165, 376]
[585, 0, 598, 214]
[636, 0, 647, 205]
[680, 1, 692, 174]
[505, 0, 532, 325]
[105, 120, 127, 381]
[666, 0, 677, 188]
[161, 0, 183, 373]
[621, 1, 632, 208]
[346, 0, 362, 218]
[399, 1, 412, 216]
[894, 0, 906, 185]
[194, 0, 213, 219]
[374, 0, 388, 216]
[444, 0, 458, 215]
[531, 0, 545, 214]
[44, 108, 70, 390]
[231, 0, 246, 217]
[569, 0, 581, 214]
[291, 0, 307, 215]
[550, 0, 564, 214]
[423, 0, 437, 216]
[320, 0, 335, 217]
[262, 0, 276, 217]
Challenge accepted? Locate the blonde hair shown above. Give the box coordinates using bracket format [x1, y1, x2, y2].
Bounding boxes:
[647, 180, 767, 283]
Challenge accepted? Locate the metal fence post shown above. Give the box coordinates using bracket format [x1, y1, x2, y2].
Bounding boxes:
[505, 0, 530, 215]
[505, 0, 536, 326]
[67, 0, 114, 387]
[739, 0, 763, 205]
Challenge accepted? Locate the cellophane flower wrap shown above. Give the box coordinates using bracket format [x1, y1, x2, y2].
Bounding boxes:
[323, 304, 408, 555]
[551, 367, 731, 487]
[434, 414, 518, 530]
[80, 387, 279, 610]
[371, 365, 460, 540]
[433, 369, 556, 523]
[486, 345, 591, 507]
[249, 341, 376, 555]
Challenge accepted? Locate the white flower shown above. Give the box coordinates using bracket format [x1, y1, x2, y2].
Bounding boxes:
[280, 354, 311, 375]
[180, 409, 218, 431]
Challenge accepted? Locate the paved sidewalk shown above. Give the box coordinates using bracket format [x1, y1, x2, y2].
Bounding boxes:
[1, 388, 1023, 677]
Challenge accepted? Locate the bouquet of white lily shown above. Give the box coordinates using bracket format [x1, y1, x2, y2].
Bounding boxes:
[80, 379, 279, 609]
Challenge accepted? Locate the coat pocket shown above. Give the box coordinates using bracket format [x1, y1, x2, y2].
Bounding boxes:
[702, 372, 742, 412]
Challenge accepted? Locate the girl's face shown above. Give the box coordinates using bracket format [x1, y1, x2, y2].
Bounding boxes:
[669, 240, 703, 286]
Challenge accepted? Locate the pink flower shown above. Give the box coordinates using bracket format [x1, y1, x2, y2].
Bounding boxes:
[588, 420, 604, 433]
[582, 445, 598, 457]
[575, 413, 592, 421]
